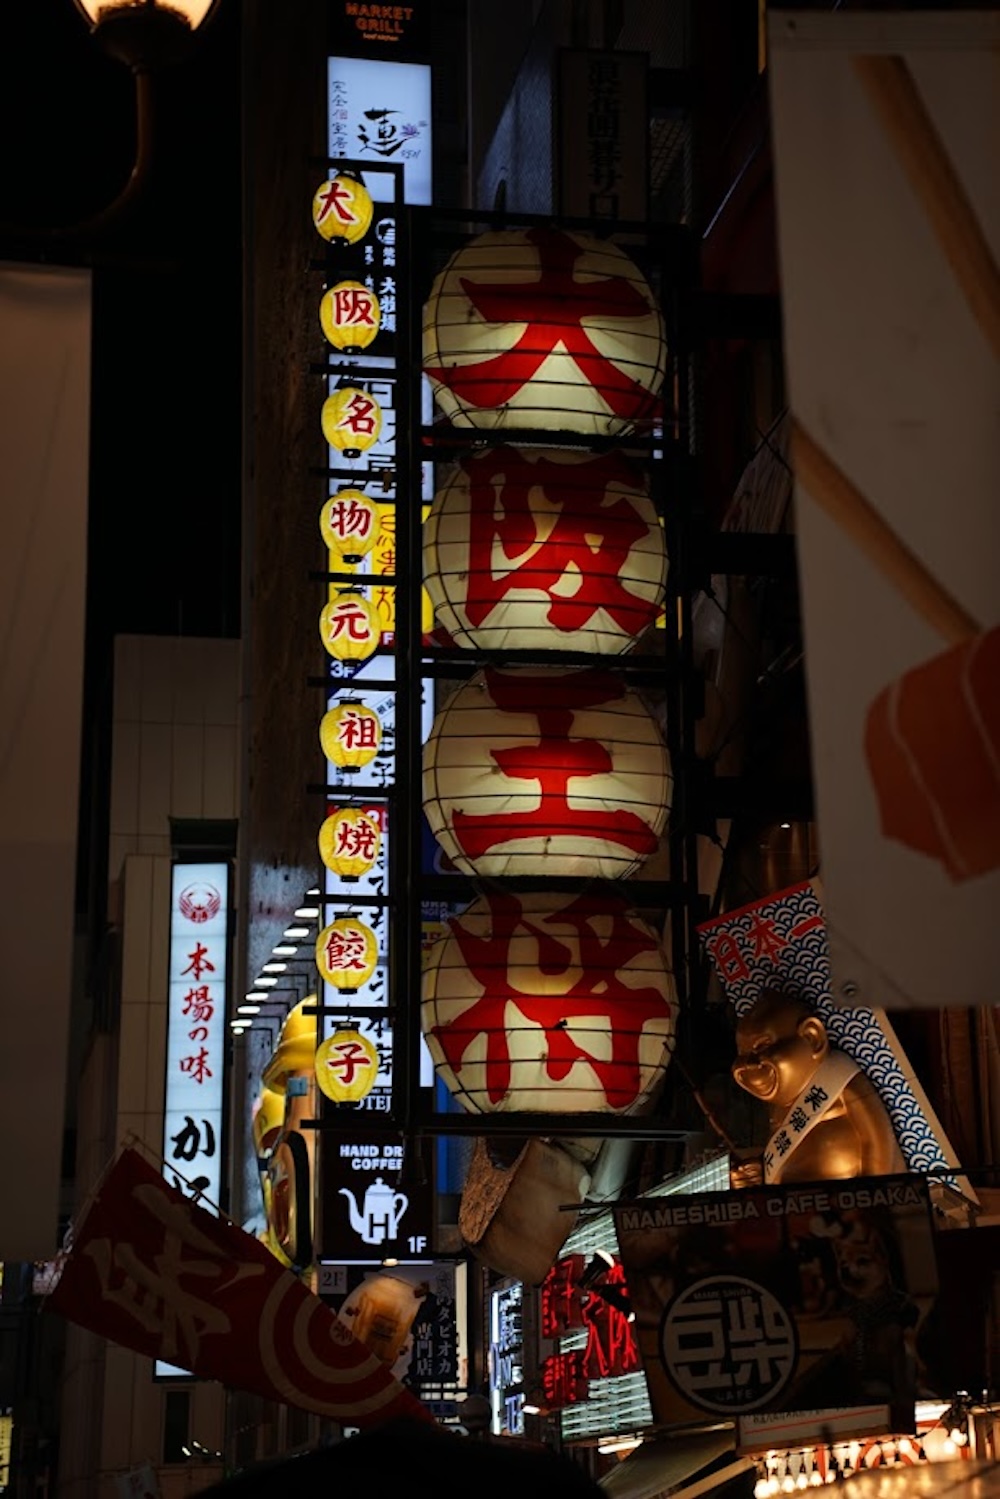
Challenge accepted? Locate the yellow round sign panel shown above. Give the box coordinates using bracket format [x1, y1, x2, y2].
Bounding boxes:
[319, 593, 381, 662]
[320, 281, 381, 351]
[312, 175, 373, 245]
[319, 808, 382, 880]
[315, 917, 379, 991]
[320, 490, 380, 560]
[321, 387, 382, 456]
[320, 701, 383, 770]
[315, 1028, 380, 1104]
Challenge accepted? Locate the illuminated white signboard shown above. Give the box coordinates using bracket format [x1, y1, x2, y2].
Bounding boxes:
[162, 861, 228, 1206]
[158, 860, 229, 1377]
[489, 1281, 525, 1437]
[323, 51, 434, 1107]
[328, 56, 432, 206]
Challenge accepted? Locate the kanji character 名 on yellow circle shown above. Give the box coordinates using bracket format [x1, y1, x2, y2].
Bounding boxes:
[322, 387, 382, 457]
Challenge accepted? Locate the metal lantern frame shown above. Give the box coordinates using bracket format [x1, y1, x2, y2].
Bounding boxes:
[298, 184, 750, 1149]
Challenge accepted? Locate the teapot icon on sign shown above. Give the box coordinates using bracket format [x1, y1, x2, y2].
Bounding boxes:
[340, 1177, 408, 1245]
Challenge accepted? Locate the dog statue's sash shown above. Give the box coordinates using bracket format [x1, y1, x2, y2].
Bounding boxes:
[763, 1049, 860, 1183]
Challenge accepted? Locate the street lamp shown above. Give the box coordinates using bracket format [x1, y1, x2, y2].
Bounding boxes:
[72, 0, 221, 68]
[2, 0, 223, 244]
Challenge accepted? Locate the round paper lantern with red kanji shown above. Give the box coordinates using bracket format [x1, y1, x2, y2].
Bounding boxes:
[320, 490, 380, 562]
[422, 226, 666, 437]
[423, 446, 666, 654]
[320, 700, 383, 770]
[316, 917, 378, 991]
[319, 807, 382, 880]
[312, 174, 373, 245]
[315, 1027, 380, 1104]
[422, 665, 670, 879]
[320, 281, 381, 352]
[320, 593, 381, 662]
[421, 889, 677, 1115]
[322, 387, 382, 457]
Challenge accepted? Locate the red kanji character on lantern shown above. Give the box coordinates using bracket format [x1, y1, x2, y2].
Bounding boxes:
[425, 227, 659, 426]
[451, 669, 660, 864]
[316, 178, 355, 227]
[426, 891, 672, 1111]
[328, 497, 375, 540]
[327, 600, 375, 644]
[339, 710, 378, 751]
[323, 926, 370, 973]
[338, 392, 378, 437]
[332, 286, 377, 326]
[181, 943, 215, 982]
[325, 1039, 373, 1085]
[463, 449, 659, 636]
[336, 819, 379, 860]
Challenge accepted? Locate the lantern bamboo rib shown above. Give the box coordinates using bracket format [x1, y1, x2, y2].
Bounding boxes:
[790, 420, 980, 646]
[851, 53, 1000, 364]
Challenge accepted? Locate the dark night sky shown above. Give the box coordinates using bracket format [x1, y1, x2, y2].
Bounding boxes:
[1, 0, 243, 648]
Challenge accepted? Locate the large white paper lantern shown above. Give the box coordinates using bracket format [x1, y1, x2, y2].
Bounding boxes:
[423, 226, 666, 437]
[422, 665, 670, 879]
[423, 446, 666, 654]
[421, 889, 677, 1115]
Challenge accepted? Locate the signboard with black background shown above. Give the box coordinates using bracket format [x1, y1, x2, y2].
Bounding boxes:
[613, 1175, 947, 1440]
[319, 1130, 434, 1260]
[328, 1, 431, 63]
[318, 1260, 460, 1400]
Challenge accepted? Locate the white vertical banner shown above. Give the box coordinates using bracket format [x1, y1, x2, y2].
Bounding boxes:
[768, 11, 1000, 1007]
[0, 264, 91, 1259]
[162, 861, 229, 1206]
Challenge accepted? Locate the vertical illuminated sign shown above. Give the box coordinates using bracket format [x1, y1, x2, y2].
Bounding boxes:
[489, 1282, 525, 1437]
[327, 57, 432, 207]
[0, 1412, 11, 1492]
[162, 862, 229, 1206]
[320, 48, 433, 1107]
[157, 860, 229, 1377]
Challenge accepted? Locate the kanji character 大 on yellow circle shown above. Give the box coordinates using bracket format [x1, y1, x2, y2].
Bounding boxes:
[311, 174, 373, 245]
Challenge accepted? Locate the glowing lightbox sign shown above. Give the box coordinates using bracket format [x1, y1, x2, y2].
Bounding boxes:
[489, 1281, 525, 1437]
[158, 860, 229, 1379]
[322, 53, 433, 1113]
[327, 56, 432, 206]
[0, 1412, 11, 1491]
[162, 862, 228, 1206]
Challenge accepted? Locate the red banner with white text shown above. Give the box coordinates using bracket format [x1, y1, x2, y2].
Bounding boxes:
[46, 1146, 433, 1429]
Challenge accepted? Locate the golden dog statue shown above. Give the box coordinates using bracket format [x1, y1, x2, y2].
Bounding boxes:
[730, 989, 906, 1186]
